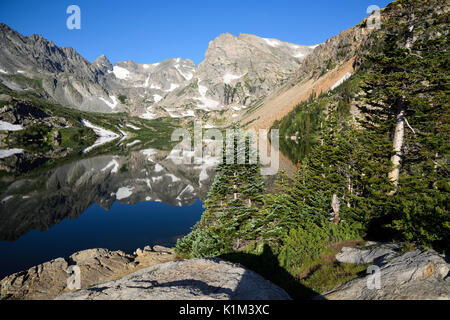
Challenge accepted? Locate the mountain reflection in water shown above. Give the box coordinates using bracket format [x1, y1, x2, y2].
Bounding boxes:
[0, 148, 216, 279]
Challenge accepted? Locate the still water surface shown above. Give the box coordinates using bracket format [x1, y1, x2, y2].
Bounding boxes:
[0, 148, 215, 279]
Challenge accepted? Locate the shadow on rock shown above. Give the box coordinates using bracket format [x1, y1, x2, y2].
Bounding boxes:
[126, 279, 234, 296]
[220, 244, 323, 300]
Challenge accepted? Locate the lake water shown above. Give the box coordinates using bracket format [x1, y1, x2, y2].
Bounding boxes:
[0, 148, 216, 279]
[0, 141, 295, 280]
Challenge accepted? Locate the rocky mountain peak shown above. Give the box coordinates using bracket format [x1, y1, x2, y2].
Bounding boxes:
[92, 54, 113, 73]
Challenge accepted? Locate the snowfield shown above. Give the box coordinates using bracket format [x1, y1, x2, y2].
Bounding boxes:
[99, 95, 119, 109]
[139, 110, 158, 120]
[101, 158, 120, 174]
[165, 173, 181, 182]
[181, 109, 195, 117]
[81, 119, 120, 153]
[150, 83, 161, 90]
[126, 123, 141, 130]
[176, 184, 195, 201]
[165, 83, 180, 92]
[174, 63, 194, 81]
[195, 81, 220, 111]
[0, 120, 23, 131]
[113, 66, 131, 80]
[126, 140, 141, 147]
[223, 73, 244, 84]
[153, 94, 163, 103]
[263, 38, 280, 47]
[141, 148, 159, 161]
[330, 72, 353, 90]
[0, 148, 24, 159]
[116, 187, 133, 200]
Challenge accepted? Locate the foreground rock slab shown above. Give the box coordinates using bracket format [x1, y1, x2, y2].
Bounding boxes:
[0, 246, 175, 300]
[326, 249, 449, 300]
[56, 258, 291, 300]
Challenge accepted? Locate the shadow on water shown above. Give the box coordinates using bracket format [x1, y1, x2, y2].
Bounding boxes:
[220, 244, 323, 300]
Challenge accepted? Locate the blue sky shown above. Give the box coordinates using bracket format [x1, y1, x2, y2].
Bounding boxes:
[0, 0, 392, 65]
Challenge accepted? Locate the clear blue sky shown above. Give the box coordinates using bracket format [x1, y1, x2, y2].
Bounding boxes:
[0, 0, 392, 66]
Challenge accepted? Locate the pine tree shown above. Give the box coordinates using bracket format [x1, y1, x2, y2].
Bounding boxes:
[357, 1, 450, 250]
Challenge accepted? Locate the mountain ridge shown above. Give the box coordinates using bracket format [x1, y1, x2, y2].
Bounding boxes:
[0, 22, 317, 125]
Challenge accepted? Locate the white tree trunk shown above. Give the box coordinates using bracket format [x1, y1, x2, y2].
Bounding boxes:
[388, 108, 405, 195]
[332, 194, 340, 224]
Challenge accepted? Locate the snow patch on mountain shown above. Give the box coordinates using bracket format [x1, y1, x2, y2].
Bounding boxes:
[116, 187, 133, 200]
[113, 66, 131, 80]
[0, 148, 24, 159]
[81, 119, 120, 153]
[126, 140, 141, 147]
[263, 38, 280, 47]
[153, 94, 163, 103]
[102, 158, 120, 174]
[223, 73, 244, 84]
[165, 174, 181, 182]
[330, 72, 352, 90]
[181, 109, 195, 117]
[194, 81, 220, 111]
[150, 83, 161, 90]
[100, 95, 119, 109]
[0, 120, 23, 131]
[165, 83, 180, 92]
[126, 123, 140, 130]
[176, 184, 195, 201]
[174, 63, 194, 81]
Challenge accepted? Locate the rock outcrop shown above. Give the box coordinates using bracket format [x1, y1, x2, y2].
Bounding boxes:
[1, 247, 290, 300]
[325, 246, 450, 300]
[56, 258, 291, 300]
[336, 242, 399, 265]
[0, 246, 175, 300]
